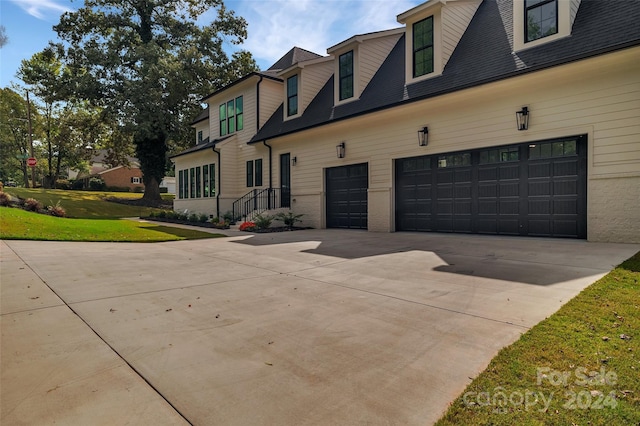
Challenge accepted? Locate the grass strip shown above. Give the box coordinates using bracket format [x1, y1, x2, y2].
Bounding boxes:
[0, 207, 222, 242]
[4, 188, 172, 218]
[436, 252, 640, 425]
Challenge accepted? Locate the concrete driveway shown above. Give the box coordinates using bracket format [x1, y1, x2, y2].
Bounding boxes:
[2, 230, 638, 425]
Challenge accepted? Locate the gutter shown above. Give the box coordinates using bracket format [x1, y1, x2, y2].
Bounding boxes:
[248, 40, 640, 145]
[212, 146, 221, 219]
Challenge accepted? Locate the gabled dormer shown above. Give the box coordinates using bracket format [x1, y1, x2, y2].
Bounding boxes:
[398, 0, 481, 85]
[276, 48, 331, 121]
[513, 0, 582, 51]
[327, 28, 404, 106]
[190, 107, 210, 146]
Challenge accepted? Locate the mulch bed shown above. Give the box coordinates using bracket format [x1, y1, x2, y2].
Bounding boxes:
[142, 216, 312, 232]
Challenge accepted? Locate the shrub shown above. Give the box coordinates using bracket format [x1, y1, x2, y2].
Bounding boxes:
[275, 211, 304, 227]
[188, 213, 199, 222]
[239, 221, 256, 231]
[55, 179, 71, 190]
[253, 213, 273, 230]
[222, 210, 240, 223]
[177, 211, 188, 221]
[157, 210, 167, 218]
[0, 191, 11, 206]
[159, 187, 169, 193]
[47, 201, 66, 217]
[133, 186, 144, 193]
[89, 177, 105, 191]
[166, 211, 177, 220]
[198, 213, 209, 223]
[71, 179, 85, 190]
[106, 186, 131, 192]
[23, 198, 43, 212]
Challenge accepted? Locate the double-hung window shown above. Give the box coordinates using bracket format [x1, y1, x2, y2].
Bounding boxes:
[219, 96, 243, 136]
[525, 0, 558, 42]
[339, 51, 354, 101]
[246, 161, 254, 187]
[287, 75, 298, 116]
[413, 16, 434, 78]
[246, 159, 263, 187]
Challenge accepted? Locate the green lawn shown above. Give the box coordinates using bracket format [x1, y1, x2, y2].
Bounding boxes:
[0, 207, 221, 242]
[4, 188, 173, 218]
[436, 252, 640, 425]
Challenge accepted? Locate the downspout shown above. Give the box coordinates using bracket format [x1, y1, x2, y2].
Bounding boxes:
[262, 140, 272, 189]
[263, 140, 273, 210]
[212, 146, 221, 219]
[256, 75, 264, 132]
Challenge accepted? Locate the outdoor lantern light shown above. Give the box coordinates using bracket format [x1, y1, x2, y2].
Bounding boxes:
[336, 142, 346, 158]
[516, 106, 529, 131]
[292, 156, 297, 166]
[418, 126, 429, 146]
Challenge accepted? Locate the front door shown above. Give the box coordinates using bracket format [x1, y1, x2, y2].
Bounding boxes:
[280, 153, 291, 208]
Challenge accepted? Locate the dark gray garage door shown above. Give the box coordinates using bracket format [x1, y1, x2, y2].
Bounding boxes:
[326, 163, 368, 229]
[396, 136, 587, 238]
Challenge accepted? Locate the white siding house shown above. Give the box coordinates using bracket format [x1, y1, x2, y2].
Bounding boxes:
[172, 0, 640, 243]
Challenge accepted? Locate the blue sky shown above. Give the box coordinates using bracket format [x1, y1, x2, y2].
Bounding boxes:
[0, 0, 423, 88]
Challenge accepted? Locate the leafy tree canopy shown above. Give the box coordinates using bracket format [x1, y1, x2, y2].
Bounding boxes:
[54, 0, 259, 201]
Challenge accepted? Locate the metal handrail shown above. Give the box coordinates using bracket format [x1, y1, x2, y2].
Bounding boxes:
[231, 188, 283, 222]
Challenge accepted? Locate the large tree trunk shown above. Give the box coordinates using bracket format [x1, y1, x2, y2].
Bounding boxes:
[135, 130, 166, 203]
[143, 175, 161, 201]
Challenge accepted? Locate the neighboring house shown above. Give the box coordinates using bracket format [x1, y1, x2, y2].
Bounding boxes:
[98, 166, 144, 192]
[160, 177, 176, 195]
[71, 149, 144, 191]
[172, 0, 640, 243]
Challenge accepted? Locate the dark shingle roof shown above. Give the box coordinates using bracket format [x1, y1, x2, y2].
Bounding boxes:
[268, 47, 324, 71]
[170, 136, 232, 159]
[250, 0, 640, 143]
[190, 107, 209, 125]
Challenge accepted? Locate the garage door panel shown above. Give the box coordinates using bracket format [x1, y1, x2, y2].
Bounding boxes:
[554, 160, 577, 176]
[479, 200, 497, 214]
[326, 163, 368, 230]
[529, 163, 551, 178]
[529, 181, 551, 196]
[500, 182, 519, 196]
[554, 199, 578, 215]
[554, 180, 577, 195]
[499, 165, 519, 179]
[395, 136, 586, 238]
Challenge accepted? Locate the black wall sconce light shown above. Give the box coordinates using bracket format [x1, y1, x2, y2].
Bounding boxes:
[292, 156, 297, 166]
[418, 126, 429, 146]
[516, 106, 529, 131]
[336, 142, 346, 158]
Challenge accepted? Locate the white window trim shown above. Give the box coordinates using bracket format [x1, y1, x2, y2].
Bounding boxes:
[403, 8, 443, 85]
[513, 0, 572, 52]
[283, 72, 301, 121]
[333, 46, 360, 106]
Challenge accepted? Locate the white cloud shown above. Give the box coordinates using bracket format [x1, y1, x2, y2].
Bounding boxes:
[9, 0, 72, 21]
[233, 0, 423, 70]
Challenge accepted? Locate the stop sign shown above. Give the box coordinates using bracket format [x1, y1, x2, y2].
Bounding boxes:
[27, 157, 37, 167]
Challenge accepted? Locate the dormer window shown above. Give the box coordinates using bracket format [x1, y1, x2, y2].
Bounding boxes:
[197, 131, 203, 143]
[287, 75, 298, 116]
[525, 0, 558, 43]
[514, 0, 578, 51]
[339, 50, 354, 100]
[413, 17, 434, 78]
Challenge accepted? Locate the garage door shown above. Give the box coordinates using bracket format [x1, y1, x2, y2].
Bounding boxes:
[396, 136, 587, 238]
[326, 163, 368, 229]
